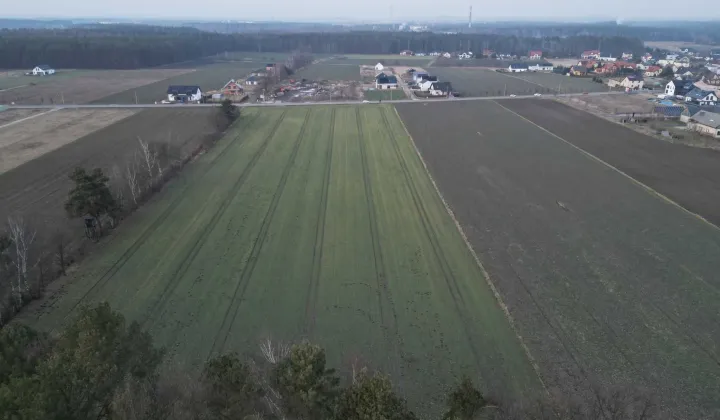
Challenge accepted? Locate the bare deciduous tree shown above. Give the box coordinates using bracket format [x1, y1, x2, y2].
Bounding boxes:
[125, 159, 140, 205]
[53, 230, 67, 276]
[7, 216, 36, 306]
[138, 137, 159, 183]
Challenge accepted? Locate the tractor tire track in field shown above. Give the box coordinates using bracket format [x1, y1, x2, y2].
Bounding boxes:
[378, 107, 483, 370]
[62, 113, 265, 319]
[305, 108, 335, 335]
[356, 107, 400, 363]
[210, 109, 312, 355]
[142, 111, 288, 327]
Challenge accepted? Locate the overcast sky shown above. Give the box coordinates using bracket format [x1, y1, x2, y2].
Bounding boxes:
[4, 0, 720, 22]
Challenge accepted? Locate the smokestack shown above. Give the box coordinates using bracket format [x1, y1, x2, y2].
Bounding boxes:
[468, 5, 472, 28]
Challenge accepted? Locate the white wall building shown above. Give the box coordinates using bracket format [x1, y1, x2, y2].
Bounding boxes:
[32, 65, 55, 75]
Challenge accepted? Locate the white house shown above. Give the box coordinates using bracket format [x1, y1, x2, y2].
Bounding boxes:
[375, 74, 398, 89]
[166, 85, 202, 102]
[599, 56, 617, 62]
[442, 52, 452, 58]
[428, 82, 452, 96]
[458, 52, 473, 59]
[685, 88, 718, 105]
[375, 63, 384, 72]
[529, 63, 553, 72]
[245, 76, 259, 85]
[418, 80, 434, 91]
[32, 65, 55, 76]
[622, 52, 633, 60]
[608, 76, 643, 90]
[508, 63, 529, 72]
[665, 79, 695, 97]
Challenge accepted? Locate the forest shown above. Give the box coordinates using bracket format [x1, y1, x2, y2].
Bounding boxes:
[0, 25, 646, 69]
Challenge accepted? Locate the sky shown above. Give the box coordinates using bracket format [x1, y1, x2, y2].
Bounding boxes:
[3, 0, 720, 22]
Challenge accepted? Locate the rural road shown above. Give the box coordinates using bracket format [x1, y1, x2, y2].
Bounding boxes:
[3, 91, 624, 109]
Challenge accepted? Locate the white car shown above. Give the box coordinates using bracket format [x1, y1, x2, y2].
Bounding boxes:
[362, 100, 370, 103]
[509, 94, 517, 97]
[534, 93, 542, 97]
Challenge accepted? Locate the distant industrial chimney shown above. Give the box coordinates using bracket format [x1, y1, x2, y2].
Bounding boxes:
[468, 6, 473, 28]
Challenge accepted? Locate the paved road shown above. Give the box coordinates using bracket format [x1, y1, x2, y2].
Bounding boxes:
[3, 91, 623, 110]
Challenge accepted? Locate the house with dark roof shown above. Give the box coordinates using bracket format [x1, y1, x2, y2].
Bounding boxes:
[508, 63, 528, 72]
[570, 65, 588, 76]
[687, 111, 720, 138]
[429, 82, 453, 96]
[166, 85, 202, 102]
[245, 76, 259, 85]
[684, 88, 718, 105]
[32, 65, 55, 76]
[375, 74, 398, 89]
[665, 79, 696, 97]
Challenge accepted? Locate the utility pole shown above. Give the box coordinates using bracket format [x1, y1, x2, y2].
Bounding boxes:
[61, 92, 64, 104]
[134, 91, 138, 104]
[504, 83, 507, 96]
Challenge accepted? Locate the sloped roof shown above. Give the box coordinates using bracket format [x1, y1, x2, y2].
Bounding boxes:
[167, 85, 201, 95]
[653, 106, 684, 117]
[570, 65, 588, 73]
[690, 111, 720, 128]
[377, 75, 398, 84]
[36, 64, 52, 70]
[686, 88, 717, 100]
[509, 63, 528, 69]
[430, 82, 452, 92]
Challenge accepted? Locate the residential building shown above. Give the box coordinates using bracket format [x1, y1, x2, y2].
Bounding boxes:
[666, 54, 679, 62]
[529, 62, 553, 72]
[665, 79, 696, 97]
[442, 52, 452, 58]
[482, 48, 495, 57]
[599, 55, 617, 62]
[644, 66, 663, 77]
[581, 50, 601, 59]
[221, 80, 243, 95]
[245, 76, 259, 85]
[458, 52, 473, 59]
[687, 111, 720, 137]
[265, 63, 276, 75]
[641, 53, 653, 63]
[622, 52, 633, 60]
[595, 64, 618, 75]
[32, 65, 55, 76]
[418, 80, 434, 91]
[619, 75, 644, 90]
[417, 75, 438, 84]
[429, 51, 441, 56]
[428, 82, 452, 96]
[685, 88, 718, 105]
[400, 50, 414, 56]
[413, 72, 429, 82]
[508, 63, 529, 72]
[570, 65, 588, 76]
[166, 85, 202, 102]
[704, 71, 720, 86]
[528, 50, 542, 60]
[375, 63, 384, 72]
[375, 74, 398, 89]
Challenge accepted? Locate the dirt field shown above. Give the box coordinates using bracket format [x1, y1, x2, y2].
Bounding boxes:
[509, 72, 608, 93]
[0, 109, 137, 174]
[292, 63, 362, 81]
[396, 100, 720, 419]
[556, 92, 656, 114]
[0, 109, 45, 126]
[0, 108, 221, 247]
[428, 68, 551, 96]
[500, 99, 720, 227]
[0, 69, 193, 105]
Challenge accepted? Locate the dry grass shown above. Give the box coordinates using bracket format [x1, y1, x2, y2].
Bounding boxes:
[0, 109, 138, 174]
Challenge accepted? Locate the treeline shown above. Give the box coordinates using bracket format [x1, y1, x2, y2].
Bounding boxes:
[0, 302, 664, 420]
[0, 26, 645, 69]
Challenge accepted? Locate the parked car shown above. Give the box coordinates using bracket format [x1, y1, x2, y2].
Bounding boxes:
[534, 93, 542, 96]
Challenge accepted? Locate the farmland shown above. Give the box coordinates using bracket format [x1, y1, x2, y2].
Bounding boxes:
[21, 105, 541, 414]
[93, 61, 262, 104]
[396, 100, 720, 419]
[0, 69, 193, 105]
[429, 67, 605, 96]
[363, 89, 407, 101]
[324, 55, 433, 66]
[0, 108, 221, 247]
[292, 63, 362, 81]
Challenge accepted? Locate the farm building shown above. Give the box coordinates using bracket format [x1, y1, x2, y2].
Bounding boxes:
[529, 62, 553, 72]
[508, 63, 529, 73]
[375, 74, 398, 89]
[166, 85, 202, 102]
[687, 111, 720, 137]
[32, 65, 55, 76]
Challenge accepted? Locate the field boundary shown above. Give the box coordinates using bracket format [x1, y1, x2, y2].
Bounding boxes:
[62, 114, 255, 320]
[391, 106, 550, 394]
[305, 108, 335, 335]
[379, 107, 486, 370]
[491, 100, 720, 233]
[0, 108, 57, 130]
[210, 109, 312, 355]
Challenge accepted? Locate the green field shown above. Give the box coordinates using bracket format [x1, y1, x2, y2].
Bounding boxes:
[326, 55, 433, 66]
[24, 105, 540, 413]
[92, 62, 262, 104]
[364, 89, 407, 101]
[0, 69, 96, 90]
[292, 63, 362, 81]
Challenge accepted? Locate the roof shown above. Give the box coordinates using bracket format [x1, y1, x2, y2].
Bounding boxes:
[653, 106, 684, 117]
[419, 75, 438, 82]
[529, 50, 542, 55]
[570, 65, 588, 73]
[531, 62, 553, 67]
[626, 75, 644, 81]
[167, 85, 201, 95]
[669, 79, 696, 93]
[246, 76, 257, 82]
[430, 82, 452, 92]
[690, 111, 720, 128]
[509, 63, 529, 69]
[36, 65, 52, 70]
[686, 88, 717, 100]
[377, 75, 398, 84]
